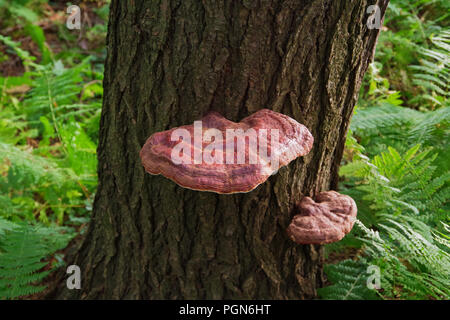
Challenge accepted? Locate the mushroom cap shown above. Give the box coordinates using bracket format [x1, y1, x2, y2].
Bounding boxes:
[140, 109, 313, 194]
[287, 191, 357, 244]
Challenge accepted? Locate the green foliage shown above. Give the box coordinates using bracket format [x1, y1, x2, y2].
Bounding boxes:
[0, 35, 101, 224]
[322, 0, 449, 300]
[323, 100, 449, 299]
[318, 258, 379, 300]
[0, 141, 89, 224]
[0, 0, 52, 65]
[0, 34, 38, 71]
[351, 104, 449, 159]
[373, 0, 449, 110]
[341, 145, 449, 224]
[323, 121, 449, 299]
[321, 219, 450, 300]
[24, 59, 101, 124]
[0, 1, 106, 299]
[0, 217, 73, 299]
[409, 30, 449, 107]
[321, 141, 450, 299]
[0, 0, 40, 25]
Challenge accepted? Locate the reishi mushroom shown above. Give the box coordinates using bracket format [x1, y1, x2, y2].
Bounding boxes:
[287, 191, 357, 244]
[140, 109, 313, 194]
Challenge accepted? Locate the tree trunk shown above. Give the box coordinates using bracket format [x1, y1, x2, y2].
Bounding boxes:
[49, 0, 388, 299]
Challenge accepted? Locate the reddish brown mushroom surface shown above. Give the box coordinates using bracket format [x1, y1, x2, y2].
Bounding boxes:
[140, 109, 313, 194]
[287, 191, 357, 244]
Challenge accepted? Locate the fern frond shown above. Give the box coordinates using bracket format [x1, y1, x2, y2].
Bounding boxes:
[0, 218, 73, 299]
[318, 259, 380, 300]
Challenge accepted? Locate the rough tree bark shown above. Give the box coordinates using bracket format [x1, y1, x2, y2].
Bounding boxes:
[49, 0, 388, 299]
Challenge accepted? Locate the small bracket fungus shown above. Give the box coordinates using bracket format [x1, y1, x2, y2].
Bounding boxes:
[140, 109, 313, 194]
[287, 191, 357, 244]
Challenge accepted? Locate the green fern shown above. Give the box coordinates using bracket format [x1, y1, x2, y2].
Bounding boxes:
[371, 0, 449, 110]
[0, 47, 100, 225]
[326, 90, 449, 300]
[0, 2, 102, 300]
[410, 29, 450, 108]
[324, 137, 449, 299]
[0, 217, 73, 299]
[318, 258, 379, 300]
[24, 59, 100, 122]
[340, 144, 449, 226]
[351, 104, 449, 158]
[321, 219, 450, 300]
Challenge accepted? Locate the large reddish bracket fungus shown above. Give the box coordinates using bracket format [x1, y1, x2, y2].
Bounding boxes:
[287, 191, 357, 244]
[140, 109, 313, 194]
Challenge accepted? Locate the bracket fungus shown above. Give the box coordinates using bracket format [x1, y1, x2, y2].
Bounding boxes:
[140, 109, 313, 194]
[287, 191, 357, 244]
